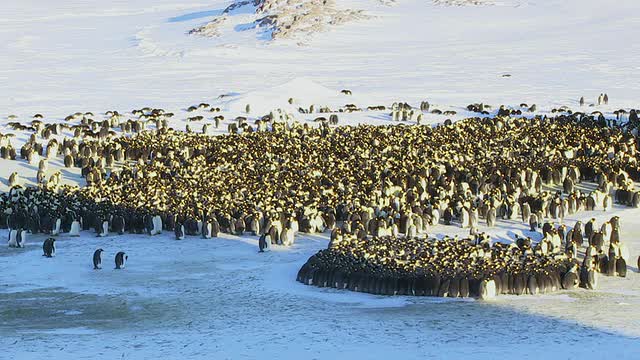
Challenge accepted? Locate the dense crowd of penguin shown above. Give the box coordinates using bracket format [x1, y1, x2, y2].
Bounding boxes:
[297, 215, 630, 299]
[2, 97, 639, 297]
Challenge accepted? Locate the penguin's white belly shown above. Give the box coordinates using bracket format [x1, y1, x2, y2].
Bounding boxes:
[8, 230, 17, 247]
[69, 221, 81, 236]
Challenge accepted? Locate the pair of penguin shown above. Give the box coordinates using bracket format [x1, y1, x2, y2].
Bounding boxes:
[8, 228, 27, 248]
[93, 249, 127, 270]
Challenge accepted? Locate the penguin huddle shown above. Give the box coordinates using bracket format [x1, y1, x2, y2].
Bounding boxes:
[297, 233, 581, 299]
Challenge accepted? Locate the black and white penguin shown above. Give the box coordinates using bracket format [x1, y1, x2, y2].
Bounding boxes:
[51, 217, 62, 236]
[42, 238, 56, 257]
[561, 264, 579, 289]
[112, 215, 125, 235]
[114, 251, 127, 269]
[616, 257, 627, 278]
[529, 214, 538, 232]
[478, 278, 497, 300]
[144, 214, 154, 235]
[258, 233, 267, 252]
[96, 218, 109, 237]
[152, 215, 162, 235]
[9, 228, 27, 248]
[7, 229, 18, 247]
[211, 217, 220, 237]
[93, 248, 104, 269]
[175, 222, 185, 240]
[201, 219, 213, 239]
[69, 216, 81, 236]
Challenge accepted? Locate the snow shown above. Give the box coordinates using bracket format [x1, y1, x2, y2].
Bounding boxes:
[2, 0, 640, 359]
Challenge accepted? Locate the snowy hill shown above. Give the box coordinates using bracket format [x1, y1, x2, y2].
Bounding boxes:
[2, 0, 640, 119]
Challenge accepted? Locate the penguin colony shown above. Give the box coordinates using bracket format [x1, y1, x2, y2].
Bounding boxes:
[2, 102, 639, 295]
[297, 214, 630, 299]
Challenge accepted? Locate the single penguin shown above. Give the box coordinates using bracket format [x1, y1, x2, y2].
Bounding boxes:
[42, 238, 56, 257]
[112, 215, 125, 235]
[152, 215, 162, 235]
[616, 257, 627, 277]
[258, 233, 268, 252]
[175, 223, 185, 240]
[69, 219, 81, 236]
[7, 229, 18, 247]
[93, 248, 104, 269]
[16, 229, 27, 248]
[201, 219, 213, 239]
[561, 265, 579, 290]
[114, 251, 127, 269]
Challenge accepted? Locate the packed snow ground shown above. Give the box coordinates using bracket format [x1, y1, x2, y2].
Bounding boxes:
[2, 0, 640, 359]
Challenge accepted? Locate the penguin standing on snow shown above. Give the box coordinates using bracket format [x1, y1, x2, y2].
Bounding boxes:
[42, 238, 56, 257]
[201, 218, 213, 239]
[175, 222, 185, 240]
[529, 214, 538, 232]
[16, 229, 27, 248]
[111, 214, 125, 235]
[93, 248, 104, 269]
[152, 215, 162, 235]
[7, 229, 18, 247]
[115, 251, 127, 269]
[258, 233, 270, 252]
[562, 264, 579, 289]
[69, 216, 81, 236]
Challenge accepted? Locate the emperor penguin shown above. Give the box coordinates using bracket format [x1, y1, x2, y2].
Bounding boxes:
[202, 219, 213, 239]
[616, 257, 627, 277]
[8, 229, 18, 247]
[97, 219, 109, 237]
[528, 275, 540, 295]
[93, 248, 104, 269]
[152, 215, 162, 235]
[69, 218, 81, 236]
[529, 214, 538, 232]
[607, 244, 618, 276]
[42, 238, 56, 257]
[51, 217, 62, 236]
[8, 172, 19, 187]
[144, 214, 154, 235]
[406, 223, 417, 239]
[175, 222, 185, 240]
[580, 259, 598, 289]
[112, 215, 125, 235]
[561, 264, 579, 289]
[258, 233, 269, 252]
[249, 216, 260, 235]
[211, 217, 220, 237]
[603, 194, 611, 212]
[522, 202, 531, 224]
[460, 207, 470, 229]
[16, 229, 27, 248]
[486, 207, 497, 227]
[114, 251, 127, 269]
[479, 279, 497, 300]
[282, 227, 295, 246]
